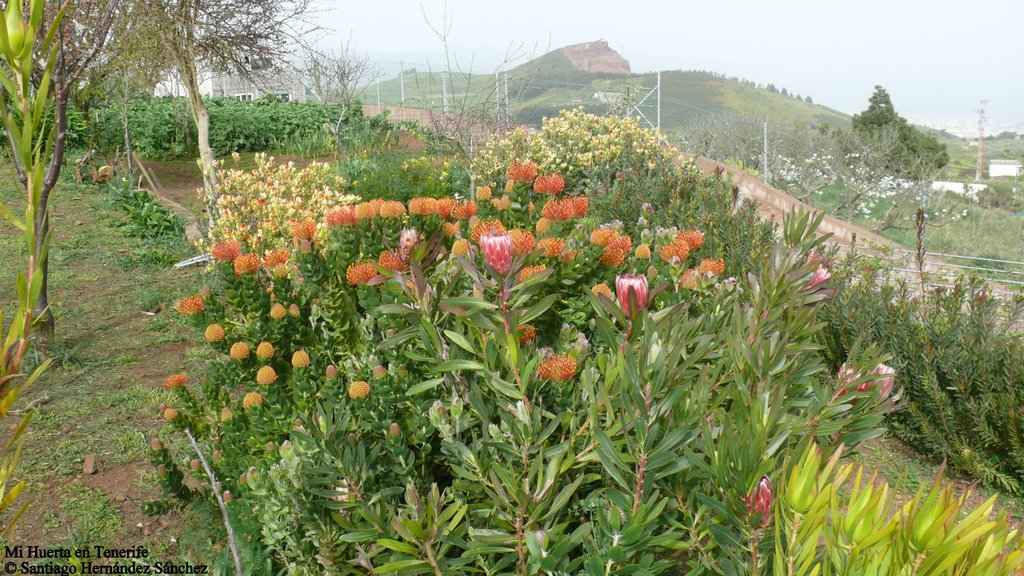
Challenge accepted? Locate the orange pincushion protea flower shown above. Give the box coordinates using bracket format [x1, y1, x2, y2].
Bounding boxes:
[471, 219, 506, 244]
[507, 161, 538, 182]
[535, 218, 553, 234]
[408, 197, 439, 216]
[204, 324, 225, 342]
[451, 201, 477, 220]
[211, 241, 242, 263]
[326, 205, 359, 226]
[292, 220, 318, 241]
[256, 365, 277, 385]
[452, 238, 471, 257]
[229, 342, 250, 360]
[538, 237, 565, 258]
[518, 324, 536, 345]
[698, 258, 725, 276]
[659, 241, 690, 263]
[264, 249, 290, 268]
[243, 391, 263, 410]
[164, 373, 187, 390]
[272, 263, 290, 278]
[436, 198, 456, 218]
[354, 202, 378, 220]
[679, 269, 698, 289]
[610, 233, 632, 253]
[270, 303, 287, 320]
[256, 341, 275, 359]
[538, 354, 577, 382]
[533, 173, 565, 195]
[570, 196, 589, 218]
[676, 229, 704, 250]
[292, 350, 310, 368]
[346, 260, 378, 285]
[600, 245, 626, 266]
[234, 254, 261, 275]
[591, 283, 612, 298]
[635, 244, 652, 259]
[163, 408, 179, 422]
[476, 185, 493, 200]
[590, 227, 615, 247]
[509, 229, 536, 255]
[541, 198, 575, 221]
[348, 380, 370, 400]
[519, 265, 547, 283]
[379, 200, 406, 219]
[177, 294, 205, 316]
[443, 221, 461, 238]
[379, 250, 408, 272]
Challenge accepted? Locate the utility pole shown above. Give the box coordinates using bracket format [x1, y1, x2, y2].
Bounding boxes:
[376, 73, 381, 109]
[442, 75, 448, 114]
[656, 71, 661, 135]
[400, 61, 405, 107]
[496, 71, 500, 122]
[504, 73, 509, 124]
[975, 100, 987, 182]
[762, 121, 769, 180]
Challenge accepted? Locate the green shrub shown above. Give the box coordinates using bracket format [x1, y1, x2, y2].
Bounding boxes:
[818, 253, 1024, 493]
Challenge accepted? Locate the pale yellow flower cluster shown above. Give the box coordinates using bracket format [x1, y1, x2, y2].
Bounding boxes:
[206, 153, 358, 253]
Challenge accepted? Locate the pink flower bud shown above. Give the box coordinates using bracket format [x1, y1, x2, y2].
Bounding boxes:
[872, 363, 895, 399]
[399, 228, 419, 262]
[480, 232, 513, 276]
[747, 476, 773, 526]
[615, 274, 649, 318]
[806, 265, 831, 291]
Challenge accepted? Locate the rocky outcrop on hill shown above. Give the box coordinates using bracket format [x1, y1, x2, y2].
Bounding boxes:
[562, 40, 631, 74]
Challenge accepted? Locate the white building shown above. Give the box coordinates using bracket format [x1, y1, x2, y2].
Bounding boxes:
[989, 159, 1021, 179]
[155, 66, 309, 103]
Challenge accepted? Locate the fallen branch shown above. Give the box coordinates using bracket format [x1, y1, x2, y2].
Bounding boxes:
[185, 428, 243, 575]
[10, 396, 51, 415]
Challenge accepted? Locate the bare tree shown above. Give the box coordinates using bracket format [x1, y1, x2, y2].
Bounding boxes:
[302, 36, 372, 156]
[137, 0, 316, 221]
[1, 0, 120, 335]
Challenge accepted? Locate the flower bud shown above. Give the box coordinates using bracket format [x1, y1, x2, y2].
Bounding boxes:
[615, 274, 649, 318]
[480, 232, 513, 275]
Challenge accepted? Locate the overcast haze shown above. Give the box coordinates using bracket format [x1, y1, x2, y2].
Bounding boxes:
[313, 0, 1024, 133]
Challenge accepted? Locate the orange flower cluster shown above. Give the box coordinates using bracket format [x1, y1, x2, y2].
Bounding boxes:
[676, 229, 704, 250]
[229, 342, 250, 360]
[519, 265, 547, 283]
[538, 354, 578, 382]
[591, 228, 632, 266]
[443, 222, 461, 237]
[659, 241, 690, 263]
[471, 219, 507, 243]
[507, 161, 538, 182]
[256, 365, 278, 385]
[451, 201, 477, 220]
[635, 244, 651, 259]
[326, 205, 359, 226]
[538, 237, 565, 258]
[408, 197, 440, 216]
[292, 220, 317, 241]
[348, 380, 371, 400]
[452, 239, 470, 257]
[591, 283, 612, 298]
[518, 324, 536, 345]
[379, 250, 408, 272]
[354, 199, 383, 219]
[490, 196, 511, 211]
[264, 249, 289, 268]
[292, 350, 310, 368]
[679, 269, 698, 289]
[535, 218, 552, 234]
[437, 198, 456, 218]
[509, 229, 536, 255]
[211, 241, 241, 263]
[698, 258, 725, 276]
[270, 303, 288, 320]
[204, 324, 225, 342]
[243, 391, 263, 410]
[234, 254, 261, 275]
[541, 196, 588, 221]
[476, 185, 493, 200]
[346, 260, 378, 285]
[177, 294, 205, 316]
[533, 174, 565, 195]
[379, 200, 406, 219]
[256, 341, 275, 359]
[164, 373, 187, 390]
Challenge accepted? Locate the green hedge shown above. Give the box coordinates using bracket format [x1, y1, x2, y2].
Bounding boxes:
[818, 254, 1024, 493]
[92, 96, 389, 159]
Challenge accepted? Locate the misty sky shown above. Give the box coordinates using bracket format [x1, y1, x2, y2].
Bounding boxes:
[312, 0, 1024, 131]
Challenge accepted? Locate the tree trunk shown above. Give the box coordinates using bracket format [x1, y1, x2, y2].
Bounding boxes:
[34, 90, 71, 339]
[178, 59, 218, 229]
[123, 90, 133, 172]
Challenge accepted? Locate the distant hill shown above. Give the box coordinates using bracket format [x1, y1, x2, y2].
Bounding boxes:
[370, 41, 851, 134]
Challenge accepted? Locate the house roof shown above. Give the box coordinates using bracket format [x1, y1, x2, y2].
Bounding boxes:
[989, 159, 1021, 166]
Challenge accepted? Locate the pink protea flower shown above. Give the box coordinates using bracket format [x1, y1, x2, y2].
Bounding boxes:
[746, 476, 773, 527]
[399, 228, 419, 262]
[480, 232, 513, 275]
[806, 265, 831, 291]
[615, 274, 649, 318]
[871, 363, 896, 399]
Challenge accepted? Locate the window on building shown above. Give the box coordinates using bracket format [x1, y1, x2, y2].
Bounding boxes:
[236, 93, 253, 102]
[276, 93, 291, 102]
